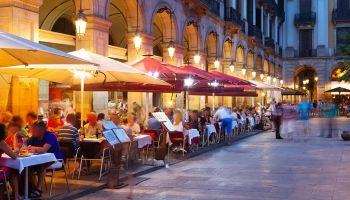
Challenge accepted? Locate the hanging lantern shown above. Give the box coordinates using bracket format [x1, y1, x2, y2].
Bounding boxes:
[267, 75, 271, 82]
[280, 79, 284, 85]
[75, 9, 87, 38]
[214, 58, 220, 69]
[260, 73, 264, 80]
[229, 63, 235, 73]
[133, 31, 142, 51]
[252, 70, 256, 79]
[167, 41, 176, 59]
[315, 76, 318, 82]
[273, 77, 277, 83]
[194, 53, 201, 64]
[241, 68, 246, 76]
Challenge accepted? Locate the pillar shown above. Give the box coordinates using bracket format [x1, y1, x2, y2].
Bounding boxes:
[274, 16, 278, 43]
[261, 5, 264, 38]
[252, 0, 256, 25]
[0, 0, 43, 118]
[267, 13, 270, 38]
[75, 15, 111, 117]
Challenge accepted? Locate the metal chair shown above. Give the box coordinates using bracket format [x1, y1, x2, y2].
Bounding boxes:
[168, 131, 186, 156]
[46, 159, 70, 197]
[59, 141, 80, 179]
[78, 142, 111, 181]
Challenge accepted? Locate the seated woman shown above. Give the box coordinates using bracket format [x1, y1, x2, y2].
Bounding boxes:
[0, 124, 20, 200]
[173, 110, 184, 132]
[122, 113, 140, 135]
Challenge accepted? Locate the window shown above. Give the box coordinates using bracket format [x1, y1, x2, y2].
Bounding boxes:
[336, 27, 350, 55]
[337, 0, 350, 10]
[299, 29, 313, 57]
[300, 0, 311, 14]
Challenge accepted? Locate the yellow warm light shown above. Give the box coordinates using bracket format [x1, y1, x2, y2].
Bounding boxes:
[73, 70, 92, 79]
[75, 10, 87, 38]
[167, 42, 176, 59]
[194, 54, 201, 64]
[260, 73, 264, 80]
[214, 59, 220, 68]
[229, 64, 235, 73]
[252, 71, 256, 79]
[134, 32, 142, 51]
[241, 68, 246, 76]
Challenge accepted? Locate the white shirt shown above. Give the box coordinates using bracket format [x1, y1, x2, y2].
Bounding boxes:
[83, 122, 103, 138]
[173, 122, 184, 132]
[231, 112, 238, 121]
[214, 107, 231, 120]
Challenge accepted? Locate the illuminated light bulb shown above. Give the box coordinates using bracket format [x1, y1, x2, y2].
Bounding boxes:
[75, 10, 87, 38]
[214, 59, 220, 69]
[260, 73, 264, 80]
[241, 68, 246, 76]
[194, 54, 201, 64]
[252, 71, 256, 79]
[133, 32, 142, 51]
[229, 64, 235, 72]
[184, 77, 194, 87]
[167, 41, 176, 59]
[280, 79, 284, 85]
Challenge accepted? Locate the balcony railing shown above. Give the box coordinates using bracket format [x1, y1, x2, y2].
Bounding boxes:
[264, 37, 275, 49]
[248, 25, 262, 41]
[299, 49, 314, 57]
[200, 0, 220, 16]
[333, 9, 350, 24]
[294, 12, 316, 27]
[224, 7, 245, 31]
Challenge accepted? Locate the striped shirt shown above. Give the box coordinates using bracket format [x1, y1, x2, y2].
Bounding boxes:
[58, 123, 79, 152]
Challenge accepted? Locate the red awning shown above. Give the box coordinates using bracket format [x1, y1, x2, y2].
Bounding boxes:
[210, 71, 252, 85]
[189, 91, 258, 97]
[181, 65, 224, 81]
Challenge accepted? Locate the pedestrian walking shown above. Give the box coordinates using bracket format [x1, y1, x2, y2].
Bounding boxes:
[214, 106, 233, 144]
[273, 103, 283, 139]
[297, 101, 312, 140]
[282, 101, 297, 139]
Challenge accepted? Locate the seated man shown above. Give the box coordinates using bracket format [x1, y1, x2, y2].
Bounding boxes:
[28, 121, 62, 198]
[122, 113, 140, 135]
[83, 112, 103, 138]
[58, 113, 79, 154]
[147, 109, 162, 135]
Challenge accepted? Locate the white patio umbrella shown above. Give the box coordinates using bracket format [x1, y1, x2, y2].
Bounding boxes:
[0, 32, 92, 67]
[0, 49, 169, 129]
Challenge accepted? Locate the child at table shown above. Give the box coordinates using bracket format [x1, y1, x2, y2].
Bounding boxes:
[5, 123, 27, 150]
[0, 123, 21, 200]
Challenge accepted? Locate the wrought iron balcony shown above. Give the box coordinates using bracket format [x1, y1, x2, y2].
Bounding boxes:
[333, 9, 350, 24]
[200, 0, 220, 16]
[264, 37, 275, 49]
[248, 25, 262, 42]
[294, 12, 316, 27]
[224, 7, 245, 31]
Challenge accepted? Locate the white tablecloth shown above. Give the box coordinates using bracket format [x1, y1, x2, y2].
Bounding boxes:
[232, 121, 238, 129]
[134, 135, 152, 148]
[206, 125, 216, 137]
[248, 117, 255, 127]
[0, 153, 57, 173]
[188, 129, 200, 145]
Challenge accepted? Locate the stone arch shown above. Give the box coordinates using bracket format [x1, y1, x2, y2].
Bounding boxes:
[263, 59, 268, 74]
[247, 51, 254, 70]
[109, 0, 128, 47]
[150, 2, 179, 43]
[294, 65, 318, 101]
[256, 55, 263, 76]
[40, 0, 76, 32]
[183, 19, 202, 62]
[204, 27, 219, 57]
[235, 45, 245, 65]
[222, 37, 233, 59]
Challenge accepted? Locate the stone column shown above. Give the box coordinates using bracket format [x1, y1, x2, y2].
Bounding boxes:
[126, 32, 154, 62]
[252, 0, 256, 25]
[261, 5, 264, 41]
[75, 15, 111, 117]
[274, 16, 278, 43]
[0, 0, 43, 118]
[267, 13, 270, 38]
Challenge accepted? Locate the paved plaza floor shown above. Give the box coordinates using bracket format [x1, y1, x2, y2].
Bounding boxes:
[80, 118, 350, 200]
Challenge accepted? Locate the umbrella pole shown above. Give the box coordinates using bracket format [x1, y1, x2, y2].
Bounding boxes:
[185, 91, 189, 121]
[212, 92, 215, 112]
[80, 77, 84, 135]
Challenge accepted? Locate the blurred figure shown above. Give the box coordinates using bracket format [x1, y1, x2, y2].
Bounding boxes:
[165, 108, 174, 123]
[214, 106, 233, 144]
[83, 112, 103, 138]
[273, 103, 284, 139]
[147, 108, 162, 135]
[297, 101, 312, 140]
[97, 113, 105, 122]
[74, 112, 82, 130]
[173, 110, 184, 132]
[282, 101, 297, 139]
[47, 114, 64, 137]
[58, 113, 79, 154]
[25, 112, 38, 135]
[0, 112, 12, 127]
[132, 102, 145, 126]
[122, 113, 140, 135]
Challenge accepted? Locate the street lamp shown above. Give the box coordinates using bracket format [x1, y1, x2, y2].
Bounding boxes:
[280, 79, 284, 85]
[75, 0, 87, 38]
[241, 67, 246, 76]
[194, 54, 200, 65]
[168, 10, 175, 59]
[260, 73, 264, 80]
[315, 76, 318, 82]
[273, 77, 277, 83]
[267, 75, 271, 82]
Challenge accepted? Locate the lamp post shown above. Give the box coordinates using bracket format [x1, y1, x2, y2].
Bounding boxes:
[184, 77, 194, 121]
[167, 10, 175, 59]
[229, 61, 235, 73]
[75, 0, 87, 38]
[209, 80, 219, 112]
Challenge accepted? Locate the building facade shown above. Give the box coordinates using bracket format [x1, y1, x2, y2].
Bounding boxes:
[283, 0, 350, 101]
[0, 0, 286, 116]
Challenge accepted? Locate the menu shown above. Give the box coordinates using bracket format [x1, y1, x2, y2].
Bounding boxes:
[102, 129, 120, 146]
[102, 120, 118, 130]
[152, 112, 175, 132]
[113, 128, 131, 143]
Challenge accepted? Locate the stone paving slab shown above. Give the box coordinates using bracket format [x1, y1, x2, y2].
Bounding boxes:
[78, 118, 350, 200]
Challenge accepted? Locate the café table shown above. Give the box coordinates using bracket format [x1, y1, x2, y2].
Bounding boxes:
[206, 124, 216, 145]
[0, 153, 57, 200]
[133, 135, 152, 149]
[187, 129, 200, 145]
